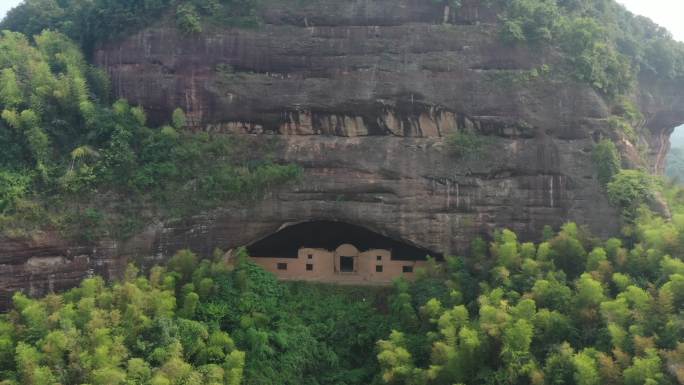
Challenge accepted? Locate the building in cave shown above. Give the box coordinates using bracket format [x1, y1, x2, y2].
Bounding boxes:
[247, 221, 437, 284]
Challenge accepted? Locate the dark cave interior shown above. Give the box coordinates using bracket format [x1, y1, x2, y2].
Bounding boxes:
[247, 221, 441, 260]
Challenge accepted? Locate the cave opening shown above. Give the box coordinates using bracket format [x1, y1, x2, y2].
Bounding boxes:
[247, 220, 440, 260]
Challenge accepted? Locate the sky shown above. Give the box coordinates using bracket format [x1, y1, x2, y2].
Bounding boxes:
[0, 0, 683, 41]
[617, 0, 684, 42]
[0, 1, 21, 21]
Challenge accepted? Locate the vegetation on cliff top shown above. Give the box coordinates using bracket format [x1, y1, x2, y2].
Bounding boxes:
[1, 183, 684, 384]
[498, 0, 683, 93]
[0, 0, 261, 53]
[2, 0, 683, 96]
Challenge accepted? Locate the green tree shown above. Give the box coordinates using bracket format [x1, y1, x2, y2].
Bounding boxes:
[549, 223, 587, 279]
[593, 139, 621, 186]
[168, 249, 199, 283]
[544, 343, 575, 385]
[607, 170, 656, 220]
[176, 4, 202, 34]
[500, 0, 560, 44]
[623, 349, 664, 385]
[172, 108, 187, 129]
[377, 331, 425, 385]
[446, 131, 486, 159]
[573, 350, 600, 385]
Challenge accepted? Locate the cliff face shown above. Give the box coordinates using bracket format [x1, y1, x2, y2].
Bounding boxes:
[1, 0, 684, 306]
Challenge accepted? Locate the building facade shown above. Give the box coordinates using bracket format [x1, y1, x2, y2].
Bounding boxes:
[250, 243, 427, 284]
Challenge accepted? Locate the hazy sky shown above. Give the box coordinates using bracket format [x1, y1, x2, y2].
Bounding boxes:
[0, 0, 683, 41]
[0, 1, 21, 21]
[618, 0, 684, 41]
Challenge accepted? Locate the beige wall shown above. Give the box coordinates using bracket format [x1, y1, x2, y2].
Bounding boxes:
[250, 245, 426, 284]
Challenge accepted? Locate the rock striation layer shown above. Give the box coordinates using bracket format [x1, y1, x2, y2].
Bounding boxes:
[1, 0, 684, 306]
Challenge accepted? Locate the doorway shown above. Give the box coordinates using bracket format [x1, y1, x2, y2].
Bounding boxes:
[340, 256, 355, 272]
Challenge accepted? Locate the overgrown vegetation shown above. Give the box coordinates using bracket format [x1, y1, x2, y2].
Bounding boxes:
[3, 0, 683, 98]
[0, 262, 247, 385]
[0, 249, 392, 385]
[176, 3, 203, 35]
[0, 30, 300, 241]
[592, 139, 621, 187]
[496, 0, 684, 98]
[0, 0, 172, 54]
[0, 0, 262, 52]
[607, 170, 658, 221]
[592, 136, 657, 223]
[3, 184, 684, 384]
[446, 130, 487, 160]
[604, 98, 645, 143]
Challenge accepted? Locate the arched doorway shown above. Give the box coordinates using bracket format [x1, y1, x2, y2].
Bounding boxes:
[334, 244, 359, 273]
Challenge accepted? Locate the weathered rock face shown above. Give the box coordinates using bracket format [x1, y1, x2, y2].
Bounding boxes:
[1, 0, 684, 306]
[0, 234, 125, 306]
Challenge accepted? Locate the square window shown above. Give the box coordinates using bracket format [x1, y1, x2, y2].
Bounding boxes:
[376, 255, 382, 261]
[308, 254, 313, 259]
[375, 265, 383, 273]
[306, 264, 313, 271]
[277, 263, 287, 270]
[402, 265, 413, 273]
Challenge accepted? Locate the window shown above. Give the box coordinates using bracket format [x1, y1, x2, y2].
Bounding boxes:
[306, 264, 313, 271]
[402, 265, 413, 273]
[308, 254, 313, 259]
[375, 265, 383, 273]
[376, 255, 382, 261]
[277, 263, 287, 270]
[340, 256, 355, 272]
